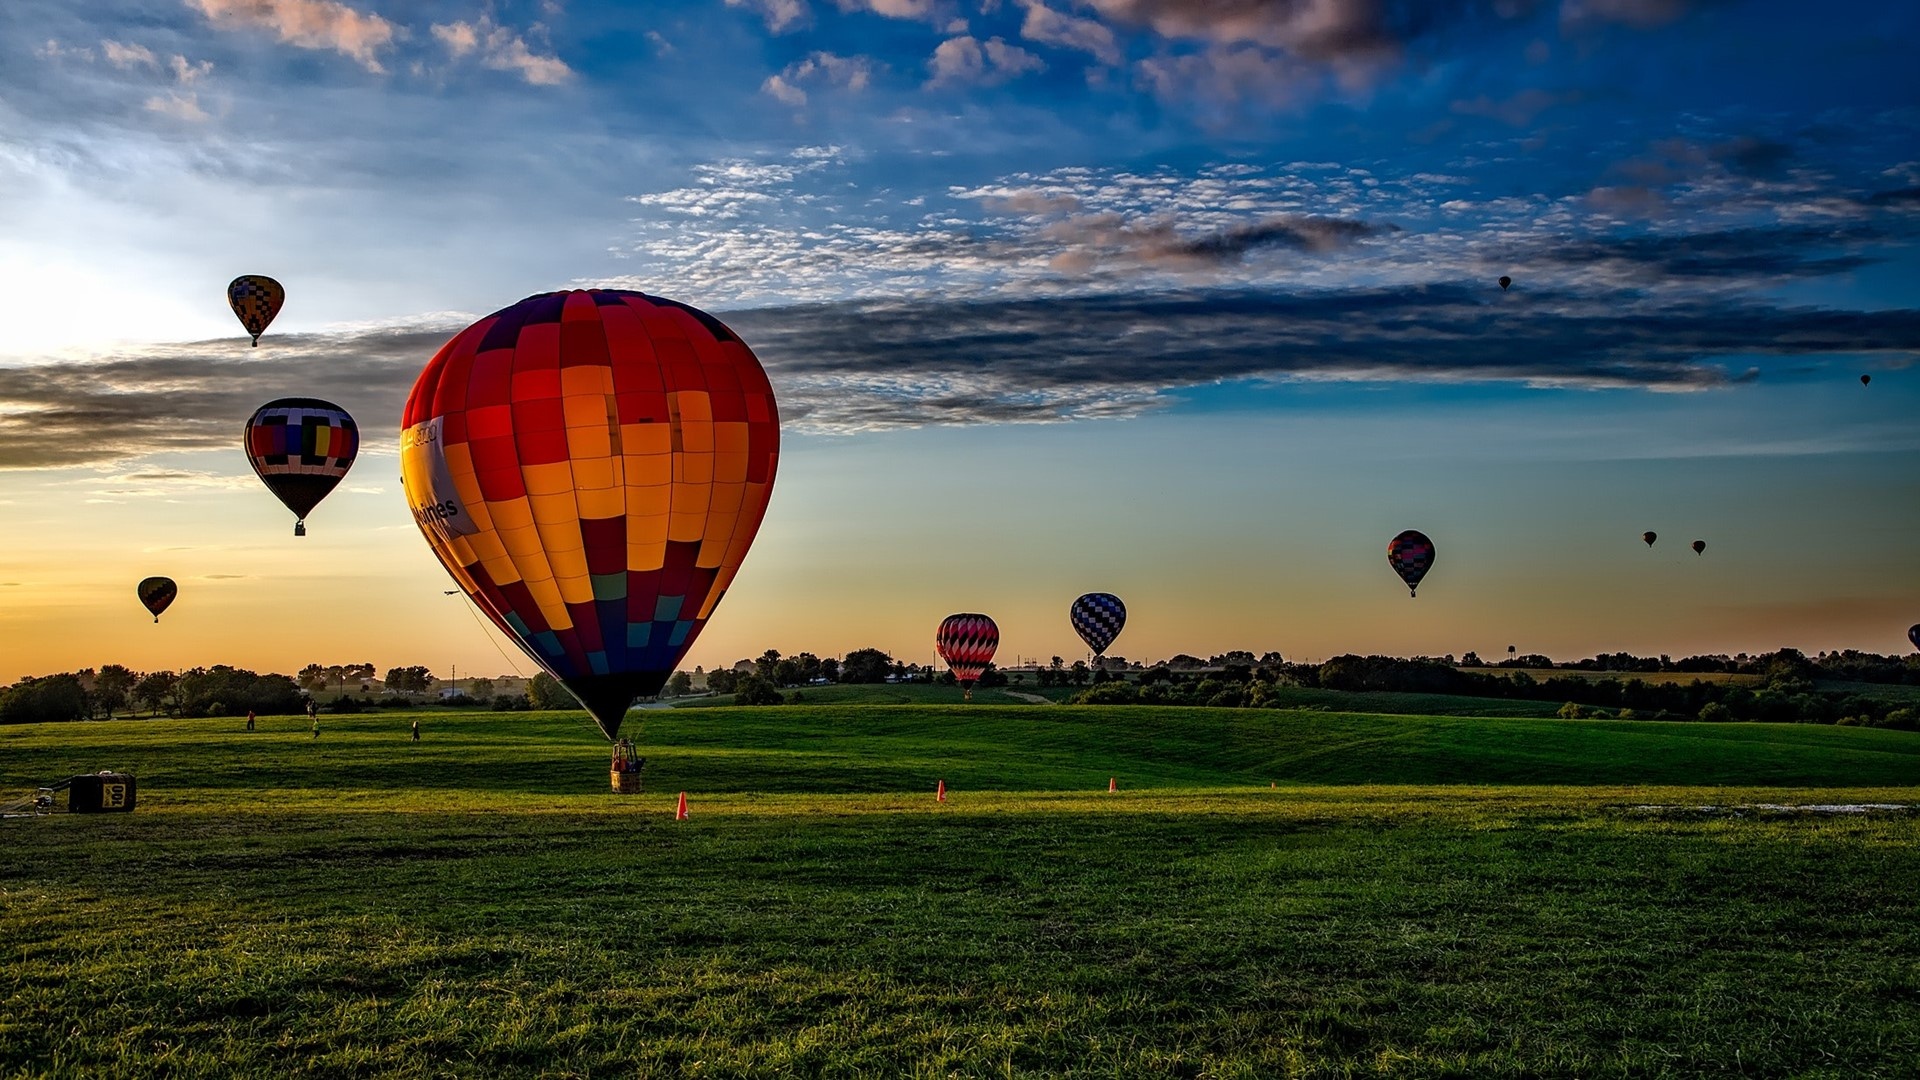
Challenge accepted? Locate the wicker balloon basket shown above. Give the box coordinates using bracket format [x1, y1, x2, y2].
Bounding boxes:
[610, 739, 644, 794]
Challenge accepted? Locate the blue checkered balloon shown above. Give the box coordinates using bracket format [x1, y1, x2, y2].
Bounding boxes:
[1070, 592, 1127, 656]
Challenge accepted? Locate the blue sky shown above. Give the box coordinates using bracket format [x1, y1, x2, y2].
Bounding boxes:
[1, 0, 1917, 680]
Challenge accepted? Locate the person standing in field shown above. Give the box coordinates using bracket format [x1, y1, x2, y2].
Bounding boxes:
[246, 709, 255, 731]
[410, 718, 420, 742]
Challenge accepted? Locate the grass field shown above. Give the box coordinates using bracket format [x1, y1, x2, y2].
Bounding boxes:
[5, 706, 1919, 1077]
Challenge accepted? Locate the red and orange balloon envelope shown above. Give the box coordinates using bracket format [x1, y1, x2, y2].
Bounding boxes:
[1387, 530, 1434, 597]
[137, 576, 176, 623]
[937, 613, 999, 700]
[246, 398, 357, 536]
[228, 275, 284, 346]
[401, 289, 780, 739]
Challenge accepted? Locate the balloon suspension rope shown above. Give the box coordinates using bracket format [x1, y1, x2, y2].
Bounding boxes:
[452, 592, 529, 679]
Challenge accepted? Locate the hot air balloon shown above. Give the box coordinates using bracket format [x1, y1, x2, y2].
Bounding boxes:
[227, 275, 284, 346]
[936, 614, 999, 701]
[1861, 374, 1871, 387]
[1642, 531, 1657, 548]
[400, 289, 780, 740]
[137, 577, 176, 623]
[1070, 593, 1126, 657]
[1498, 275, 1512, 291]
[1909, 624, 1919, 652]
[1692, 540, 1706, 555]
[1387, 530, 1434, 597]
[245, 398, 358, 536]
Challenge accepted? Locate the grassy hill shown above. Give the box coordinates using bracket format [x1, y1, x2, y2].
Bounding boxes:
[4, 707, 1918, 1077]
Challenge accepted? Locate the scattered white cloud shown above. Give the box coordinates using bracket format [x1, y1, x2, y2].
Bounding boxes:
[926, 35, 1046, 87]
[101, 40, 159, 70]
[1015, 0, 1123, 65]
[761, 51, 878, 105]
[430, 16, 573, 85]
[188, 0, 397, 73]
[725, 0, 810, 34]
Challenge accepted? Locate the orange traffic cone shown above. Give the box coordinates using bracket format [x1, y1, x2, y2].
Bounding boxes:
[675, 791, 688, 820]
[1108, 776, 1117, 792]
[936, 779, 947, 803]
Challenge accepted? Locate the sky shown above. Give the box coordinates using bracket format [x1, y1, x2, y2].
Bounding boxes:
[1, 0, 1918, 684]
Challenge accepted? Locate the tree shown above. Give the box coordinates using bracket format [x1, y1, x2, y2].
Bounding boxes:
[134, 670, 180, 717]
[384, 666, 434, 693]
[92, 665, 136, 718]
[840, 648, 894, 683]
[706, 668, 739, 694]
[754, 649, 782, 682]
[527, 672, 573, 710]
[0, 674, 90, 724]
[666, 671, 693, 697]
[732, 674, 783, 706]
[1698, 702, 1733, 723]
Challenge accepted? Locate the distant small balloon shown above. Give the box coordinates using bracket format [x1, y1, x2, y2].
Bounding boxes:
[1642, 531, 1657, 548]
[1387, 530, 1435, 597]
[1070, 593, 1127, 657]
[1498, 276, 1512, 291]
[1692, 540, 1706, 555]
[137, 576, 177, 623]
[227, 275, 285, 347]
[1910, 624, 1919, 652]
[1861, 374, 1871, 386]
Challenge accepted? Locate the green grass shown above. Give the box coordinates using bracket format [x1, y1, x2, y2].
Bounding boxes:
[672, 682, 1081, 708]
[1469, 668, 1766, 686]
[4, 707, 1919, 1077]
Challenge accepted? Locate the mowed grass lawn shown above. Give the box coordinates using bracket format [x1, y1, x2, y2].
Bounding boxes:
[4, 707, 1919, 1078]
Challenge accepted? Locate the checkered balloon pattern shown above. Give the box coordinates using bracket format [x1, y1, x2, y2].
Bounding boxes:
[245, 398, 358, 524]
[936, 613, 1000, 687]
[137, 576, 177, 622]
[400, 289, 780, 739]
[1387, 529, 1435, 597]
[227, 275, 284, 346]
[1070, 592, 1126, 656]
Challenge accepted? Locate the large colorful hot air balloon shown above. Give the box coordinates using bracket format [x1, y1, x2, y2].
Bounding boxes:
[1387, 530, 1434, 597]
[245, 398, 358, 536]
[1692, 540, 1706, 555]
[401, 289, 779, 740]
[1642, 531, 1657, 548]
[137, 577, 176, 623]
[228, 275, 284, 346]
[936, 613, 999, 701]
[1070, 593, 1126, 657]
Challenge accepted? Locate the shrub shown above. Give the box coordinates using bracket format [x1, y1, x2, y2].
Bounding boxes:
[1698, 702, 1734, 723]
[1072, 682, 1139, 705]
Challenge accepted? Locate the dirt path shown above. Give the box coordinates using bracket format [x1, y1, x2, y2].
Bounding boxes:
[1001, 691, 1055, 705]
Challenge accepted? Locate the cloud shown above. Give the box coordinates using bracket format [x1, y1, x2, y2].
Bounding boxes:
[101, 40, 159, 69]
[761, 51, 878, 105]
[1042, 213, 1391, 273]
[145, 92, 212, 121]
[1560, 0, 1696, 30]
[976, 188, 1084, 215]
[7, 285, 1915, 460]
[1134, 44, 1306, 111]
[188, 0, 397, 72]
[926, 35, 1046, 87]
[1016, 0, 1123, 65]
[725, 0, 810, 33]
[431, 17, 572, 85]
[1452, 88, 1575, 126]
[834, 0, 938, 17]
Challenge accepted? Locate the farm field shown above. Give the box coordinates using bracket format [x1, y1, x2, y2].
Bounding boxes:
[4, 706, 1919, 1078]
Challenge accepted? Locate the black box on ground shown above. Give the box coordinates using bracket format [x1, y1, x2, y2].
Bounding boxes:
[66, 773, 136, 813]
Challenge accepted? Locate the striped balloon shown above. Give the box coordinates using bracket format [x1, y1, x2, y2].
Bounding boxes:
[1070, 592, 1126, 656]
[936, 613, 999, 699]
[137, 576, 177, 623]
[1387, 529, 1435, 597]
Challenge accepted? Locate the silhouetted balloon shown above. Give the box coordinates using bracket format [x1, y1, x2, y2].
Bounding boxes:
[227, 275, 284, 346]
[401, 290, 780, 740]
[937, 613, 999, 701]
[137, 576, 176, 623]
[246, 398, 357, 536]
[1387, 530, 1435, 597]
[1070, 593, 1126, 657]
[1862, 374, 1871, 386]
[1642, 531, 1657, 548]
[1692, 539, 1706, 555]
[1498, 275, 1512, 291]
[1910, 624, 1919, 652]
